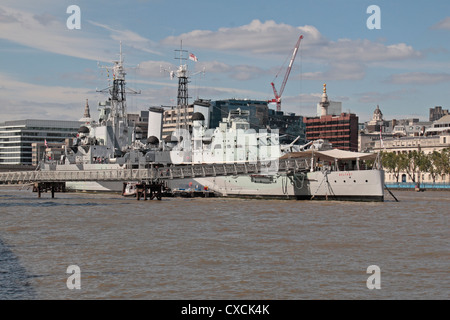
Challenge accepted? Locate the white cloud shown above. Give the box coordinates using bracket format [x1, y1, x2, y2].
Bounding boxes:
[0, 5, 162, 63]
[161, 19, 421, 63]
[0, 7, 20, 23]
[88, 21, 162, 56]
[0, 72, 100, 121]
[196, 61, 231, 74]
[195, 61, 269, 81]
[162, 20, 323, 55]
[160, 19, 422, 82]
[136, 60, 175, 78]
[356, 89, 417, 104]
[0, 5, 113, 62]
[431, 17, 450, 30]
[32, 12, 58, 26]
[196, 85, 266, 99]
[310, 39, 421, 63]
[136, 59, 270, 82]
[387, 72, 450, 85]
[303, 62, 366, 81]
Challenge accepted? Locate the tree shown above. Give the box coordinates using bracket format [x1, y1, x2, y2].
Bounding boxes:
[381, 151, 408, 182]
[428, 151, 441, 183]
[435, 148, 450, 181]
[397, 152, 410, 182]
[381, 151, 399, 181]
[417, 152, 431, 177]
[381, 148, 449, 184]
[406, 150, 428, 183]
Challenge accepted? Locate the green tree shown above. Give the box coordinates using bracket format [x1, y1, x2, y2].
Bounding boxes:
[397, 152, 410, 182]
[407, 150, 429, 183]
[381, 151, 408, 182]
[381, 151, 398, 181]
[381, 148, 450, 184]
[428, 151, 441, 183]
[435, 148, 450, 181]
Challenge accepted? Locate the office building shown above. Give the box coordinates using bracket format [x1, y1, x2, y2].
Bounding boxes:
[209, 99, 268, 130]
[425, 115, 450, 136]
[267, 110, 306, 145]
[429, 106, 449, 122]
[0, 119, 82, 165]
[305, 84, 359, 151]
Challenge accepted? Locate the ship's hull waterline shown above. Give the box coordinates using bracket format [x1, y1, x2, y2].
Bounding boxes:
[65, 169, 385, 202]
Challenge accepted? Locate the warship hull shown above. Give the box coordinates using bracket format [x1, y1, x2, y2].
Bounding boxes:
[64, 168, 385, 202]
[190, 169, 385, 202]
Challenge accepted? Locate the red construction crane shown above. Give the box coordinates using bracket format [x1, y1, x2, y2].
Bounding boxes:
[270, 34, 303, 112]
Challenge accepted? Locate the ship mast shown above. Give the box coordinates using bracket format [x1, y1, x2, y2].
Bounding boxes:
[161, 42, 205, 134]
[97, 42, 140, 119]
[96, 42, 140, 154]
[174, 41, 190, 131]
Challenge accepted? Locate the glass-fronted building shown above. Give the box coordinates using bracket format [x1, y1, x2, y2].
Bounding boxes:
[0, 119, 82, 165]
[267, 109, 306, 145]
[209, 99, 269, 130]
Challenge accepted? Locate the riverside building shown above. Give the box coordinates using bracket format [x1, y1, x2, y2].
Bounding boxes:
[304, 84, 359, 152]
[373, 134, 450, 185]
[0, 119, 82, 166]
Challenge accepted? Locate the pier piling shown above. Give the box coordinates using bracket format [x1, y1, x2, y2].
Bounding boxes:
[33, 182, 66, 198]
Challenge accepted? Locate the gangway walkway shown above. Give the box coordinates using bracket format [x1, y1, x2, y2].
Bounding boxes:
[0, 159, 311, 185]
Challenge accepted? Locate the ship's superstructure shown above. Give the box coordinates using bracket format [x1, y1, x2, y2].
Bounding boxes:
[40, 43, 145, 171]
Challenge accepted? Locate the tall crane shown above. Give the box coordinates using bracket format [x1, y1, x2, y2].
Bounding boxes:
[270, 34, 303, 112]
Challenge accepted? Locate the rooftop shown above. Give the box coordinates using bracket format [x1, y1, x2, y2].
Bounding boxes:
[435, 115, 450, 124]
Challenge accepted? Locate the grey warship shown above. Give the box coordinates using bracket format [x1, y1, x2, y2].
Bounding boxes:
[38, 43, 385, 201]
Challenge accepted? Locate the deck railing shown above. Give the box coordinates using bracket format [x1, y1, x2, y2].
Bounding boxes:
[0, 159, 312, 184]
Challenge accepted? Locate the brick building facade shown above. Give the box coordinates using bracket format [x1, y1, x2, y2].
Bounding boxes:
[304, 84, 359, 152]
[304, 113, 359, 151]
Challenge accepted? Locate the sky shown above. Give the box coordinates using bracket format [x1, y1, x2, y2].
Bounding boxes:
[0, 0, 449, 123]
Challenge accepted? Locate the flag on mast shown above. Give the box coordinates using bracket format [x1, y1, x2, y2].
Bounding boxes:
[189, 53, 198, 62]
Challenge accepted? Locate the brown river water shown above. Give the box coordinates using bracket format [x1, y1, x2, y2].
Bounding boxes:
[0, 186, 448, 300]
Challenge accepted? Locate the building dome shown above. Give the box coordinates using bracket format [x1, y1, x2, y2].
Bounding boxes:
[191, 112, 205, 121]
[374, 105, 382, 114]
[373, 105, 383, 121]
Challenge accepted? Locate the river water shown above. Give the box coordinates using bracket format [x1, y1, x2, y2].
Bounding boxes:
[0, 186, 448, 300]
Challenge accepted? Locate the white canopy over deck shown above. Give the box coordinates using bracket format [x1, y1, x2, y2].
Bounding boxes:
[280, 149, 378, 162]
